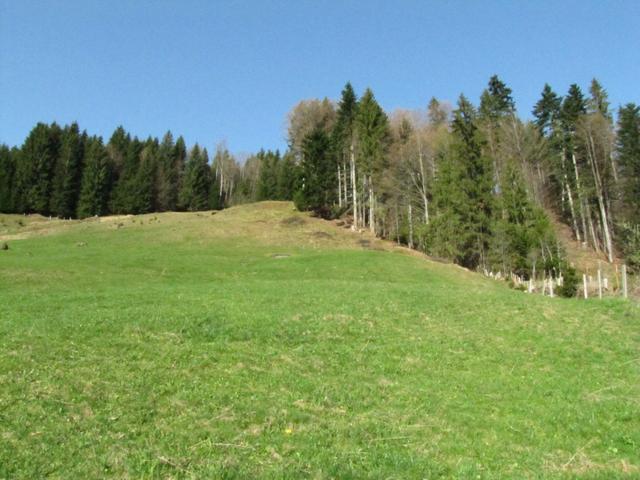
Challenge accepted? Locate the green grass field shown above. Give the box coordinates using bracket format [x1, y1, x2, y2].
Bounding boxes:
[1, 202, 638, 479]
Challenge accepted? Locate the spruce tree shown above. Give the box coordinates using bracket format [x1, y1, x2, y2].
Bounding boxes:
[617, 103, 640, 224]
[561, 84, 587, 132]
[587, 78, 612, 121]
[0, 145, 15, 213]
[50, 123, 85, 218]
[77, 137, 110, 218]
[156, 131, 177, 211]
[111, 138, 143, 213]
[532, 84, 562, 136]
[479, 75, 515, 120]
[427, 97, 448, 127]
[179, 144, 210, 211]
[131, 138, 157, 214]
[257, 150, 280, 200]
[451, 95, 494, 269]
[15, 122, 61, 214]
[356, 88, 390, 231]
[276, 151, 299, 200]
[295, 128, 335, 217]
[174, 136, 187, 208]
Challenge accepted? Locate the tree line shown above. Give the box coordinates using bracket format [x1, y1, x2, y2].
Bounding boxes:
[0, 125, 293, 219]
[273, 78, 639, 278]
[1, 76, 638, 279]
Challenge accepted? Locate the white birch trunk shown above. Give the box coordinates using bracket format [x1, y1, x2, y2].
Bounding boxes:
[408, 203, 414, 249]
[369, 176, 375, 234]
[337, 164, 342, 208]
[350, 145, 357, 230]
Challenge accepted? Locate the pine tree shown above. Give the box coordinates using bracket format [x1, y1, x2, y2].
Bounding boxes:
[77, 137, 110, 218]
[50, 123, 85, 218]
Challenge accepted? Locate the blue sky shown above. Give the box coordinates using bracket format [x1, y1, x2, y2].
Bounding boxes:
[1, 1, 638, 155]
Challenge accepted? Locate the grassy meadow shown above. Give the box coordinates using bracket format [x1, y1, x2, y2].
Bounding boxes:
[0, 202, 638, 479]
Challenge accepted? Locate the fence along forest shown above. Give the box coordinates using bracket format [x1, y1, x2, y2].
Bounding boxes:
[1, 76, 639, 296]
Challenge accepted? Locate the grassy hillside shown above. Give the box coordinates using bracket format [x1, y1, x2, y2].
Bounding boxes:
[1, 202, 638, 479]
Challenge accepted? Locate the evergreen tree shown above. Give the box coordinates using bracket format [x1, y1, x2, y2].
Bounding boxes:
[50, 123, 85, 218]
[131, 138, 157, 214]
[179, 144, 210, 211]
[295, 128, 335, 217]
[617, 103, 640, 224]
[532, 84, 562, 136]
[106, 126, 131, 207]
[356, 88, 390, 231]
[174, 136, 187, 208]
[276, 151, 299, 200]
[561, 84, 587, 133]
[425, 150, 465, 260]
[77, 137, 110, 218]
[15, 122, 61, 214]
[332, 82, 359, 219]
[156, 131, 179, 211]
[257, 150, 280, 200]
[427, 97, 448, 127]
[479, 75, 515, 120]
[0, 145, 15, 212]
[587, 78, 612, 121]
[451, 95, 494, 269]
[356, 88, 390, 179]
[111, 138, 143, 213]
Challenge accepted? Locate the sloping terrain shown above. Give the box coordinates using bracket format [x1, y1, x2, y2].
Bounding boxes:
[0, 202, 638, 479]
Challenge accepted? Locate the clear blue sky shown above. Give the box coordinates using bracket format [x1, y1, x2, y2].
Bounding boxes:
[1, 0, 638, 155]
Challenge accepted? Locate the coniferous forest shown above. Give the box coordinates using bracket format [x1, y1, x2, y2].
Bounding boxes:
[1, 76, 639, 281]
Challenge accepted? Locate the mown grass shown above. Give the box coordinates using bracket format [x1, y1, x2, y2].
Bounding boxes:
[0, 202, 638, 479]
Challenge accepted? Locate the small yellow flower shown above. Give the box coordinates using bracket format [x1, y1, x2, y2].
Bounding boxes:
[284, 427, 293, 435]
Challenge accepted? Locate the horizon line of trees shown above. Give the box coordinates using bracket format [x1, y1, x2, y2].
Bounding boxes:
[1, 76, 638, 278]
[269, 77, 639, 276]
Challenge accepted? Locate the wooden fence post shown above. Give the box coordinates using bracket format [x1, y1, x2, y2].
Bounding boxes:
[583, 274, 588, 299]
[598, 263, 602, 299]
[622, 264, 628, 299]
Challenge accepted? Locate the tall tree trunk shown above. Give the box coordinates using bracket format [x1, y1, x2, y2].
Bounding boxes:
[408, 202, 414, 249]
[350, 144, 357, 229]
[561, 150, 581, 242]
[369, 176, 375, 234]
[337, 163, 342, 208]
[418, 151, 429, 224]
[571, 151, 588, 246]
[586, 131, 614, 262]
[395, 203, 400, 244]
[343, 161, 348, 204]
